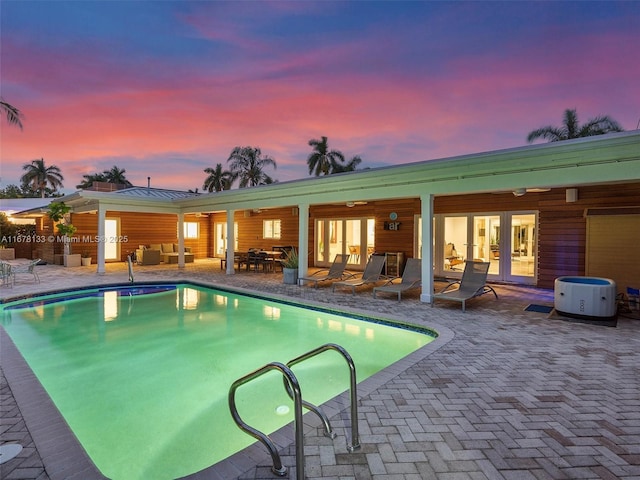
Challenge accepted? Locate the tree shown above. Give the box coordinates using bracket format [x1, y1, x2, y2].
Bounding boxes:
[20, 158, 64, 198]
[47, 201, 77, 256]
[307, 136, 346, 176]
[203, 163, 232, 192]
[527, 108, 624, 143]
[331, 155, 362, 174]
[103, 165, 132, 186]
[226, 146, 277, 188]
[1, 98, 23, 130]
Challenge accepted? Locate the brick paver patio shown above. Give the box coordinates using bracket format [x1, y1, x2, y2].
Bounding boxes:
[1, 260, 638, 479]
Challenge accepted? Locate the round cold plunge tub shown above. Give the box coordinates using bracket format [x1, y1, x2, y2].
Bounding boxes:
[554, 276, 617, 322]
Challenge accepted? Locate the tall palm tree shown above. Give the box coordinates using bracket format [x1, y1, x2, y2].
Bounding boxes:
[331, 155, 362, 174]
[103, 165, 133, 186]
[307, 136, 345, 176]
[1, 98, 23, 130]
[527, 108, 623, 143]
[226, 146, 277, 188]
[203, 163, 233, 192]
[20, 158, 64, 198]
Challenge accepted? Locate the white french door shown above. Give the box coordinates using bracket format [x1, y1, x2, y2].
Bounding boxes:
[214, 222, 238, 257]
[104, 218, 119, 261]
[431, 211, 537, 284]
[315, 217, 374, 269]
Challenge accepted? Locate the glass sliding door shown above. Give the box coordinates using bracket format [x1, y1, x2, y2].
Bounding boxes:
[104, 218, 119, 261]
[442, 216, 467, 272]
[315, 217, 374, 268]
[435, 211, 537, 284]
[507, 213, 536, 283]
[472, 214, 500, 276]
[214, 222, 238, 257]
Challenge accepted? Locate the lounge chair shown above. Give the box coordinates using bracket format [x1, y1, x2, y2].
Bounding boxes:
[11, 258, 41, 284]
[298, 254, 351, 288]
[431, 260, 497, 312]
[332, 254, 386, 295]
[373, 258, 422, 301]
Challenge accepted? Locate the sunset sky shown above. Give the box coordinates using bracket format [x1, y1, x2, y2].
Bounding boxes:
[1, 1, 639, 194]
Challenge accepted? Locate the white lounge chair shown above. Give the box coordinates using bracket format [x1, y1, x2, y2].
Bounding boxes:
[373, 258, 422, 301]
[298, 254, 352, 288]
[332, 254, 386, 295]
[431, 260, 497, 312]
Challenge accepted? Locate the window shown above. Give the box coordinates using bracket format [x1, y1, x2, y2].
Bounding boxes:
[183, 222, 199, 239]
[263, 219, 281, 239]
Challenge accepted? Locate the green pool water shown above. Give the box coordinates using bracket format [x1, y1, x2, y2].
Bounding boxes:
[1, 284, 435, 480]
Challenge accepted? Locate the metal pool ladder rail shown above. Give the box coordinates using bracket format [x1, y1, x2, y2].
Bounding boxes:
[228, 343, 361, 478]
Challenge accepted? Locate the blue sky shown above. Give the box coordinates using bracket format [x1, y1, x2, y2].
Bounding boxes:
[1, 1, 638, 193]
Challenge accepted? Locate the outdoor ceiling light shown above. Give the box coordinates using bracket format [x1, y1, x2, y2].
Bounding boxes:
[512, 188, 527, 197]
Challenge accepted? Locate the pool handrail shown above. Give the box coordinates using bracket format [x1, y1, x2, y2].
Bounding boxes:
[286, 343, 361, 452]
[228, 361, 303, 478]
[229, 343, 361, 479]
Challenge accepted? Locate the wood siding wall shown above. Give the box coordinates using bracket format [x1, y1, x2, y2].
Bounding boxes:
[67, 212, 211, 262]
[209, 207, 300, 255]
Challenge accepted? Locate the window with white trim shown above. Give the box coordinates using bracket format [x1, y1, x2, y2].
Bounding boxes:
[183, 222, 199, 239]
[263, 219, 281, 239]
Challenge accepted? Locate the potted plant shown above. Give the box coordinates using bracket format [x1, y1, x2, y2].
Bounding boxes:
[47, 202, 80, 267]
[81, 250, 92, 266]
[281, 248, 299, 285]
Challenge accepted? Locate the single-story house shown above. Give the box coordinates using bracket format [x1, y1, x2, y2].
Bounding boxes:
[11, 131, 640, 302]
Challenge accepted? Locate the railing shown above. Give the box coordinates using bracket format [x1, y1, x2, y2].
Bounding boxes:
[228, 343, 360, 478]
[127, 254, 134, 283]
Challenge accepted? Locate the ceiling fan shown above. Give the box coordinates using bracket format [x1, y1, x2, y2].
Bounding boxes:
[511, 188, 551, 197]
[491, 188, 551, 197]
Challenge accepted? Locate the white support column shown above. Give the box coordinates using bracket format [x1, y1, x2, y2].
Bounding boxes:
[97, 205, 106, 275]
[420, 193, 434, 303]
[177, 212, 185, 268]
[297, 203, 309, 279]
[226, 210, 235, 275]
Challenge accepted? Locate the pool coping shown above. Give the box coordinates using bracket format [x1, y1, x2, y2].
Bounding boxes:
[0, 280, 454, 480]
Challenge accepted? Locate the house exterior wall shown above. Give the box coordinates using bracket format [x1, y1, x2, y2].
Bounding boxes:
[206, 182, 640, 290]
[29, 182, 639, 289]
[210, 207, 300, 255]
[66, 211, 211, 262]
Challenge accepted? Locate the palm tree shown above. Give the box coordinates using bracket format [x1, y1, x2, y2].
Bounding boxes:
[527, 108, 623, 143]
[20, 158, 64, 198]
[76, 173, 107, 189]
[307, 136, 345, 176]
[1, 98, 23, 130]
[331, 155, 362, 174]
[103, 165, 132, 186]
[226, 146, 277, 188]
[203, 163, 232, 192]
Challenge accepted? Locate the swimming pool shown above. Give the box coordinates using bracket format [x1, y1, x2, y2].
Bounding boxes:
[0, 283, 436, 479]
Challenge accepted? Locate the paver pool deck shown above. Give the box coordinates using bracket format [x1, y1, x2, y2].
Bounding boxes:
[1, 259, 639, 480]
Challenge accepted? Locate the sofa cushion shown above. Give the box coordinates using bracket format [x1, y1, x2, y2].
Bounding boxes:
[162, 243, 175, 253]
[149, 244, 162, 252]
